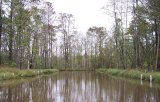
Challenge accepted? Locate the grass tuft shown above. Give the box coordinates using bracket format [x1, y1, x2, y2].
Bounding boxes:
[0, 67, 58, 81]
[96, 68, 160, 83]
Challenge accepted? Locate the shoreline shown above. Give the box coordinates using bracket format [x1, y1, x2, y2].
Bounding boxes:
[96, 68, 160, 83]
[0, 67, 58, 81]
[59, 68, 94, 71]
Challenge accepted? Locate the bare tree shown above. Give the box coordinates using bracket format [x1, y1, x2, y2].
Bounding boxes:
[58, 13, 75, 69]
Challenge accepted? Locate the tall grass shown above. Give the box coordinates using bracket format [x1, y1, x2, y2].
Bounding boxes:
[96, 68, 160, 83]
[0, 67, 58, 80]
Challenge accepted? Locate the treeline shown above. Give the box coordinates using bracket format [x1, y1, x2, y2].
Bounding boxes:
[102, 0, 160, 70]
[0, 0, 159, 70]
[0, 0, 58, 69]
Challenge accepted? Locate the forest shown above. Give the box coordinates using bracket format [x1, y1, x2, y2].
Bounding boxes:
[0, 0, 159, 71]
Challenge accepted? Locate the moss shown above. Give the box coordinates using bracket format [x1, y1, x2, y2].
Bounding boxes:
[96, 68, 160, 83]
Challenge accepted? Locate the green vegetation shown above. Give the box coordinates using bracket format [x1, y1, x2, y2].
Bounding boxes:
[0, 67, 58, 81]
[0, 0, 160, 71]
[96, 68, 160, 83]
[59, 68, 94, 71]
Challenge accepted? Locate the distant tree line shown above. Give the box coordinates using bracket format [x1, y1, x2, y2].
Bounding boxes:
[0, 0, 159, 71]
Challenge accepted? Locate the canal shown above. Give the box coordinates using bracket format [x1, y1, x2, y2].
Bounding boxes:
[0, 71, 160, 102]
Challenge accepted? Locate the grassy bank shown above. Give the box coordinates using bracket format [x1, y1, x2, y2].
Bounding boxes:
[96, 68, 160, 83]
[0, 67, 58, 80]
[59, 68, 94, 71]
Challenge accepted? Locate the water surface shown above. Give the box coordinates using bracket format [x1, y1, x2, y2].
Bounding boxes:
[0, 71, 160, 102]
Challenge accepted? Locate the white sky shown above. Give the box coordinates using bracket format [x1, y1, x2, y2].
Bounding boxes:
[46, 0, 114, 33]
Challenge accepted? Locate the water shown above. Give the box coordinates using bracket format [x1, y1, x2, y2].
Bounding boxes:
[0, 71, 160, 102]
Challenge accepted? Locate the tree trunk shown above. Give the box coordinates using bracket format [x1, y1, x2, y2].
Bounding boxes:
[155, 19, 160, 70]
[9, 0, 14, 63]
[0, 0, 2, 65]
[158, 32, 160, 70]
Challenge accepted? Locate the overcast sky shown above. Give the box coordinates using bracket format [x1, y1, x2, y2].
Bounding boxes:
[46, 0, 114, 33]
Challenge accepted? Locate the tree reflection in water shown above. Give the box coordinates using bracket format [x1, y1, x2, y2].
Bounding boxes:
[0, 71, 160, 102]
